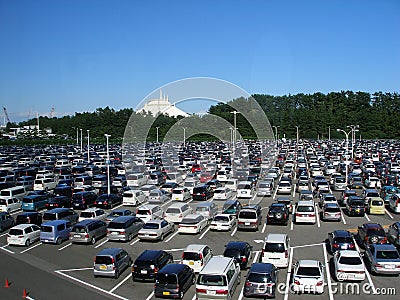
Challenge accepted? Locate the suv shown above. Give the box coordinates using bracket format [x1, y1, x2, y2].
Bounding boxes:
[70, 219, 108, 244]
[345, 196, 365, 217]
[43, 208, 78, 224]
[15, 212, 42, 226]
[266, 203, 290, 225]
[260, 233, 291, 268]
[78, 207, 106, 222]
[237, 204, 262, 231]
[93, 248, 132, 279]
[357, 223, 388, 248]
[132, 250, 173, 281]
[192, 185, 213, 201]
[243, 263, 278, 298]
[327, 230, 355, 253]
[223, 241, 253, 270]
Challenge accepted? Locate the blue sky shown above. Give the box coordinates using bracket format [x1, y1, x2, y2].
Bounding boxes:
[0, 0, 399, 122]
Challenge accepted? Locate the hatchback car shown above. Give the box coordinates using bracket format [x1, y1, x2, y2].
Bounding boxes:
[138, 219, 175, 241]
[105, 209, 133, 224]
[93, 248, 132, 279]
[132, 249, 173, 281]
[345, 196, 365, 217]
[223, 241, 252, 270]
[154, 264, 195, 299]
[364, 244, 400, 275]
[291, 260, 325, 294]
[210, 214, 236, 231]
[294, 200, 316, 224]
[333, 250, 366, 281]
[78, 207, 107, 222]
[267, 203, 290, 225]
[178, 214, 208, 234]
[276, 196, 293, 213]
[213, 187, 233, 200]
[7, 224, 41, 246]
[181, 244, 213, 273]
[321, 203, 342, 221]
[243, 263, 279, 298]
[107, 216, 144, 242]
[171, 187, 191, 202]
[94, 193, 123, 209]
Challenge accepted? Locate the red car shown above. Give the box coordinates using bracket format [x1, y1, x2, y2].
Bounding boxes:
[191, 164, 202, 173]
[200, 172, 214, 183]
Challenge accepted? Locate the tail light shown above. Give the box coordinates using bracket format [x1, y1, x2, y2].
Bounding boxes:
[295, 213, 301, 217]
[349, 244, 355, 249]
[216, 290, 228, 295]
[294, 279, 300, 285]
[245, 281, 252, 287]
[201, 193, 205, 197]
[285, 250, 288, 258]
[316, 280, 323, 286]
[196, 288, 207, 294]
[107, 230, 111, 234]
[199, 253, 203, 260]
[374, 263, 383, 268]
[241, 257, 247, 263]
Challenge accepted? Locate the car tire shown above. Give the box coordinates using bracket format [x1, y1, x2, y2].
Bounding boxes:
[369, 235, 379, 244]
[91, 237, 96, 245]
[178, 291, 184, 299]
[56, 238, 62, 245]
[25, 239, 30, 246]
[160, 234, 164, 241]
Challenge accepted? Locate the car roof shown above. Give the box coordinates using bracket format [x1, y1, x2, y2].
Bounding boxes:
[42, 219, 69, 226]
[363, 223, 383, 229]
[332, 230, 352, 237]
[372, 244, 398, 250]
[12, 224, 35, 229]
[339, 250, 361, 257]
[136, 249, 164, 260]
[185, 244, 208, 252]
[225, 241, 248, 249]
[97, 247, 124, 256]
[82, 207, 102, 212]
[110, 216, 136, 223]
[297, 260, 320, 267]
[158, 263, 186, 274]
[265, 233, 287, 243]
[249, 263, 275, 274]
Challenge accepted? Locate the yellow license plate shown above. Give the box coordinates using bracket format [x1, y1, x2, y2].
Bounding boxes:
[163, 292, 170, 296]
[100, 265, 107, 270]
[189, 261, 194, 265]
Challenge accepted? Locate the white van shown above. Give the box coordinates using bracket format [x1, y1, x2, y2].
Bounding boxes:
[164, 203, 193, 223]
[122, 189, 147, 206]
[260, 233, 291, 268]
[181, 244, 213, 273]
[34, 178, 57, 191]
[196, 256, 241, 299]
[225, 179, 238, 192]
[167, 172, 183, 184]
[126, 173, 147, 187]
[237, 181, 254, 199]
[135, 204, 163, 223]
[0, 197, 21, 213]
[0, 186, 27, 201]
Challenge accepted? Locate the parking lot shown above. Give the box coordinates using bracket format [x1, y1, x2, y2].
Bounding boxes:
[1, 141, 400, 300]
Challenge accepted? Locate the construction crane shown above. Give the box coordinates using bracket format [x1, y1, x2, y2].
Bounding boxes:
[3, 107, 11, 124]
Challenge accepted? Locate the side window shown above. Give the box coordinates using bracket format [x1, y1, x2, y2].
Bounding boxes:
[226, 270, 234, 283]
[57, 224, 64, 231]
[25, 227, 33, 234]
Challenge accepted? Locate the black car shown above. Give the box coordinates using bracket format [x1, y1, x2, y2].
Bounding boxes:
[205, 179, 222, 190]
[98, 185, 121, 196]
[46, 196, 72, 209]
[327, 230, 355, 253]
[345, 196, 365, 216]
[243, 263, 278, 298]
[266, 203, 289, 225]
[95, 193, 123, 209]
[356, 223, 388, 248]
[53, 185, 73, 197]
[192, 185, 213, 201]
[0, 212, 14, 232]
[223, 241, 253, 270]
[154, 264, 195, 299]
[132, 250, 173, 281]
[72, 191, 98, 209]
[15, 212, 43, 226]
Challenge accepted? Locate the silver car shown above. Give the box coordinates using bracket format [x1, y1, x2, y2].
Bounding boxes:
[148, 189, 170, 204]
[138, 219, 175, 241]
[107, 216, 144, 242]
[364, 244, 400, 275]
[321, 203, 342, 221]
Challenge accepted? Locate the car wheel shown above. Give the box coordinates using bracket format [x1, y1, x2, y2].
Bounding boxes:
[25, 239, 30, 246]
[114, 270, 119, 279]
[369, 235, 379, 244]
[160, 234, 164, 241]
[91, 237, 96, 245]
[178, 291, 184, 299]
[56, 238, 62, 245]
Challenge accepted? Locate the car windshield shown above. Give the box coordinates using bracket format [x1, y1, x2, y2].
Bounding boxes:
[0, 199, 8, 205]
[367, 192, 380, 197]
[336, 178, 345, 183]
[197, 274, 227, 286]
[142, 223, 159, 229]
[264, 242, 285, 253]
[43, 213, 57, 220]
[339, 256, 362, 265]
[296, 266, 321, 277]
[247, 273, 272, 283]
[109, 211, 124, 217]
[224, 249, 241, 258]
[137, 209, 150, 215]
[376, 250, 400, 260]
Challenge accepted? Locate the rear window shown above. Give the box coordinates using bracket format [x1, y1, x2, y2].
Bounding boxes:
[297, 266, 321, 276]
[334, 237, 353, 243]
[339, 256, 362, 265]
[43, 213, 57, 221]
[0, 199, 7, 205]
[238, 211, 256, 219]
[376, 250, 400, 259]
[180, 218, 198, 225]
[41, 225, 53, 232]
[296, 205, 314, 212]
[247, 272, 272, 283]
[95, 256, 113, 265]
[71, 225, 86, 233]
[80, 212, 94, 218]
[213, 215, 229, 222]
[182, 252, 200, 260]
[156, 273, 177, 284]
[197, 274, 227, 286]
[264, 242, 285, 253]
[123, 193, 133, 198]
[371, 200, 383, 206]
[108, 222, 125, 229]
[142, 222, 159, 229]
[0, 190, 11, 197]
[9, 229, 23, 235]
[137, 209, 150, 215]
[166, 208, 180, 214]
[367, 192, 380, 197]
[325, 206, 340, 212]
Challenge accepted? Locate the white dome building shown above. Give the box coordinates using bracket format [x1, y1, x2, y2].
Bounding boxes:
[137, 90, 189, 118]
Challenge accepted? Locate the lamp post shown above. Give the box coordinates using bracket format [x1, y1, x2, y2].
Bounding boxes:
[183, 127, 186, 148]
[337, 128, 351, 187]
[230, 111, 240, 155]
[87, 130, 90, 163]
[295, 126, 299, 145]
[105, 134, 111, 195]
[156, 127, 159, 143]
[73, 127, 78, 146]
[328, 126, 331, 141]
[80, 129, 83, 153]
[272, 125, 280, 149]
[347, 125, 359, 160]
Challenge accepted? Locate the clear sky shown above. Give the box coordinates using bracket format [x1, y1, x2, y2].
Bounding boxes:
[0, 0, 399, 122]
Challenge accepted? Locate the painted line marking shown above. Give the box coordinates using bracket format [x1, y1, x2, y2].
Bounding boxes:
[20, 242, 42, 253]
[164, 230, 179, 243]
[315, 204, 321, 228]
[57, 267, 93, 272]
[94, 238, 109, 249]
[0, 245, 14, 254]
[261, 222, 267, 234]
[322, 242, 335, 300]
[230, 226, 237, 236]
[199, 227, 210, 240]
[385, 209, 394, 219]
[283, 247, 294, 300]
[292, 242, 324, 249]
[353, 237, 376, 294]
[340, 209, 347, 225]
[145, 291, 154, 300]
[58, 242, 72, 251]
[364, 214, 371, 222]
[129, 238, 140, 246]
[109, 273, 132, 293]
[0, 232, 9, 237]
[168, 248, 185, 252]
[55, 270, 129, 300]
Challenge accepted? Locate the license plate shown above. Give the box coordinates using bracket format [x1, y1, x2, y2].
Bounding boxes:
[163, 292, 170, 296]
[141, 270, 147, 274]
[341, 245, 347, 249]
[74, 234, 80, 238]
[356, 209, 360, 212]
[100, 265, 107, 270]
[207, 290, 216, 295]
[98, 202, 102, 204]
[241, 191, 246, 194]
[111, 232, 118, 235]
[245, 222, 250, 226]
[385, 265, 395, 269]
[189, 261, 194, 265]
[347, 274, 355, 279]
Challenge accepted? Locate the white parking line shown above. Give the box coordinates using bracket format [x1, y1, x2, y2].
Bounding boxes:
[20, 242, 42, 253]
[145, 291, 154, 300]
[129, 238, 140, 246]
[230, 226, 237, 236]
[0, 245, 14, 254]
[353, 238, 376, 294]
[55, 270, 129, 300]
[283, 247, 294, 300]
[109, 273, 132, 293]
[340, 209, 347, 225]
[252, 250, 260, 263]
[364, 214, 371, 221]
[113, 203, 124, 210]
[290, 216, 294, 231]
[315, 204, 321, 228]
[292, 187, 296, 198]
[198, 227, 210, 240]
[58, 242, 72, 251]
[0, 232, 9, 237]
[385, 209, 394, 219]
[94, 238, 109, 249]
[56, 267, 92, 272]
[164, 230, 179, 243]
[10, 209, 22, 215]
[292, 242, 324, 249]
[261, 222, 267, 233]
[322, 242, 335, 300]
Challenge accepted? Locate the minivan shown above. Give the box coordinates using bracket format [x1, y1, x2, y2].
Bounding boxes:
[136, 204, 163, 223]
[0, 197, 21, 213]
[148, 172, 166, 186]
[16, 176, 35, 191]
[164, 203, 193, 223]
[126, 173, 147, 188]
[0, 186, 27, 201]
[192, 185, 213, 201]
[154, 264, 195, 299]
[196, 256, 241, 300]
[33, 178, 57, 191]
[260, 233, 291, 268]
[42, 208, 78, 224]
[72, 191, 98, 209]
[122, 189, 146, 206]
[132, 249, 173, 282]
[40, 220, 71, 244]
[70, 219, 107, 244]
[93, 248, 132, 279]
[106, 216, 144, 242]
[74, 175, 92, 187]
[21, 194, 49, 211]
[237, 181, 254, 199]
[181, 244, 213, 273]
[195, 201, 218, 220]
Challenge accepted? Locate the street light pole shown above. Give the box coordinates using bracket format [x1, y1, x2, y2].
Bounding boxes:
[272, 125, 280, 149]
[75, 127, 78, 146]
[87, 130, 90, 163]
[295, 126, 299, 145]
[156, 127, 159, 143]
[337, 128, 351, 187]
[347, 125, 359, 161]
[80, 129, 83, 153]
[183, 127, 186, 148]
[230, 111, 240, 156]
[105, 134, 111, 195]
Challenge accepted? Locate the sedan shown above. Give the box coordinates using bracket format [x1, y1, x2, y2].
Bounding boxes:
[277, 181, 292, 194]
[7, 224, 41, 246]
[333, 250, 366, 281]
[148, 189, 170, 204]
[105, 209, 133, 224]
[364, 244, 400, 275]
[178, 214, 208, 234]
[291, 260, 325, 294]
[137, 219, 175, 241]
[210, 214, 236, 231]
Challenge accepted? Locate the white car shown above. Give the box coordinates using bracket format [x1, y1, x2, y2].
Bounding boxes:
[213, 187, 233, 200]
[277, 181, 292, 194]
[137, 219, 175, 241]
[294, 201, 316, 224]
[310, 167, 323, 177]
[291, 260, 325, 294]
[0, 198, 21, 213]
[333, 250, 366, 282]
[122, 189, 147, 206]
[216, 170, 230, 183]
[183, 180, 198, 194]
[148, 189, 170, 204]
[364, 177, 381, 189]
[210, 214, 236, 231]
[78, 208, 107, 222]
[7, 224, 41, 246]
[171, 187, 191, 201]
[178, 214, 208, 234]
